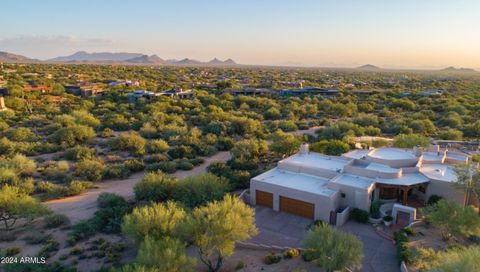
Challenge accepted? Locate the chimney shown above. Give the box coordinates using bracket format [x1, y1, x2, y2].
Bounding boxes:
[414, 145, 422, 157]
[300, 143, 309, 155]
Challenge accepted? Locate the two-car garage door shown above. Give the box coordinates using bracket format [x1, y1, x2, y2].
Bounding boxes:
[255, 190, 314, 219]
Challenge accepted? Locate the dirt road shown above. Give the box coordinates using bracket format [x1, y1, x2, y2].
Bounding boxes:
[45, 151, 231, 223]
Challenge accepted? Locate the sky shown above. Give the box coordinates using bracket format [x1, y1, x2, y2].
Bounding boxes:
[1, 0, 480, 69]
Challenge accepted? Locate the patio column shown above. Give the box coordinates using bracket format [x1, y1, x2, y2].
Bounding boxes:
[401, 187, 408, 205]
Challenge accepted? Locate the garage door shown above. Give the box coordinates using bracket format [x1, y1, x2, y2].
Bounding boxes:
[280, 196, 314, 219]
[255, 190, 273, 208]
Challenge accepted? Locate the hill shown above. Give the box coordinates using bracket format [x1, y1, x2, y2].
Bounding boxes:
[357, 64, 381, 70]
[440, 66, 477, 73]
[49, 51, 144, 62]
[208, 58, 237, 65]
[126, 54, 164, 64]
[0, 51, 39, 63]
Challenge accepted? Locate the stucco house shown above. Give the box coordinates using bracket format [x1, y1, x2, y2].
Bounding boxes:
[250, 144, 470, 223]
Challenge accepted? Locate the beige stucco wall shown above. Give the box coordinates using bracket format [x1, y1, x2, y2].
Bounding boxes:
[250, 179, 339, 222]
[425, 179, 465, 205]
[327, 182, 374, 212]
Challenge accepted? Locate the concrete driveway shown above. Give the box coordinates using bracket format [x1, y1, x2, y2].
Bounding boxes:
[340, 221, 399, 272]
[250, 207, 398, 272]
[248, 206, 313, 248]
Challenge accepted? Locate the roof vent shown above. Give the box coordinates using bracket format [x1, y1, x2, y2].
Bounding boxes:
[300, 143, 309, 155]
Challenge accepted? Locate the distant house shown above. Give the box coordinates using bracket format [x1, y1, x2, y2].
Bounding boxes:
[352, 89, 382, 96]
[127, 90, 162, 102]
[280, 87, 339, 97]
[159, 89, 195, 99]
[22, 84, 53, 93]
[421, 89, 445, 97]
[65, 83, 105, 98]
[107, 79, 140, 87]
[222, 87, 271, 97]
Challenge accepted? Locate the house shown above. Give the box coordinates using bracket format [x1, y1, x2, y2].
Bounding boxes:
[107, 79, 140, 87]
[222, 87, 271, 97]
[421, 89, 445, 97]
[65, 83, 105, 98]
[127, 90, 162, 102]
[250, 145, 470, 223]
[22, 84, 53, 93]
[280, 87, 339, 97]
[159, 89, 195, 99]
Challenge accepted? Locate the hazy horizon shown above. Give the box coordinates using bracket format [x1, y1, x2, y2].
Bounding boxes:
[1, 0, 480, 69]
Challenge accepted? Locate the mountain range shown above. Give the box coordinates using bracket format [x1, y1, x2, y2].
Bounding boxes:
[0, 51, 238, 66]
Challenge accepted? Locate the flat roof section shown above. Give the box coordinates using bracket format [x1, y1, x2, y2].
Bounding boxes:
[342, 149, 370, 160]
[376, 173, 430, 186]
[281, 152, 351, 172]
[252, 168, 337, 197]
[420, 164, 457, 183]
[422, 152, 444, 163]
[368, 148, 417, 161]
[329, 174, 375, 190]
[365, 162, 400, 174]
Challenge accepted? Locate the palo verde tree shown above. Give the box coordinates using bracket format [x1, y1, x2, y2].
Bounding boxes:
[302, 224, 364, 272]
[0, 185, 51, 230]
[187, 195, 257, 272]
[454, 163, 480, 209]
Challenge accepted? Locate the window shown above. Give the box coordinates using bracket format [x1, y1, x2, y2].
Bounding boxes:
[341, 193, 346, 198]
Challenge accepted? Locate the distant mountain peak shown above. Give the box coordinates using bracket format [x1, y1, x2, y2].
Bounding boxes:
[126, 54, 164, 64]
[357, 64, 381, 70]
[49, 51, 144, 62]
[441, 66, 477, 73]
[0, 51, 38, 63]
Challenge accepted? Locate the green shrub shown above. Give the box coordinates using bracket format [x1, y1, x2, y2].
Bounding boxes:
[404, 227, 416, 236]
[234, 260, 246, 270]
[68, 220, 98, 244]
[64, 146, 95, 162]
[24, 231, 52, 245]
[44, 214, 70, 228]
[176, 160, 194, 170]
[283, 248, 300, 259]
[146, 161, 177, 173]
[427, 194, 443, 206]
[94, 193, 131, 233]
[104, 164, 131, 179]
[123, 159, 145, 172]
[383, 215, 393, 222]
[69, 247, 84, 255]
[134, 171, 179, 202]
[5, 247, 20, 256]
[264, 253, 282, 265]
[350, 208, 369, 223]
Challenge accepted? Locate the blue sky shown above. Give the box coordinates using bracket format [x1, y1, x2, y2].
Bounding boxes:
[1, 0, 479, 68]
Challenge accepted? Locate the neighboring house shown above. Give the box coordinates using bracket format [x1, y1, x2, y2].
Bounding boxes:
[250, 145, 470, 223]
[22, 84, 53, 93]
[127, 90, 162, 102]
[421, 89, 445, 97]
[222, 87, 271, 97]
[107, 79, 140, 87]
[65, 83, 105, 98]
[280, 87, 339, 97]
[159, 89, 195, 99]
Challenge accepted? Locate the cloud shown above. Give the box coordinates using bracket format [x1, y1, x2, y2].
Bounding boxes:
[0, 35, 117, 59]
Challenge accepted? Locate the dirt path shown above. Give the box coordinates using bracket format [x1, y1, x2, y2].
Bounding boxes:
[44, 151, 231, 223]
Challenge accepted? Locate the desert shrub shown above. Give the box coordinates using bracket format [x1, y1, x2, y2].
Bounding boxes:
[283, 248, 300, 259]
[174, 173, 230, 208]
[394, 229, 413, 264]
[5, 247, 21, 256]
[234, 260, 246, 270]
[264, 253, 282, 265]
[67, 180, 94, 195]
[146, 139, 169, 153]
[24, 231, 52, 245]
[404, 227, 416, 236]
[75, 159, 106, 181]
[143, 154, 169, 164]
[44, 214, 70, 228]
[64, 146, 95, 162]
[350, 208, 369, 223]
[68, 220, 98, 244]
[69, 247, 83, 255]
[146, 161, 177, 173]
[427, 194, 443, 206]
[101, 128, 115, 138]
[110, 132, 146, 156]
[216, 137, 234, 151]
[167, 145, 194, 159]
[39, 239, 60, 257]
[134, 171, 179, 202]
[176, 160, 194, 170]
[123, 159, 145, 172]
[188, 158, 204, 166]
[94, 193, 131, 233]
[104, 165, 131, 179]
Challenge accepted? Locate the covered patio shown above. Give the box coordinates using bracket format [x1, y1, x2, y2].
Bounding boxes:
[375, 182, 429, 207]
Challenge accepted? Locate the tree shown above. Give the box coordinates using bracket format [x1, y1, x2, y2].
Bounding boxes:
[75, 159, 106, 181]
[135, 236, 196, 272]
[49, 124, 95, 147]
[454, 163, 480, 209]
[122, 201, 187, 245]
[146, 139, 169, 153]
[230, 139, 268, 164]
[111, 132, 146, 156]
[176, 173, 230, 208]
[310, 140, 350, 155]
[422, 199, 480, 240]
[0, 185, 51, 230]
[302, 224, 363, 272]
[393, 133, 429, 148]
[428, 245, 480, 272]
[269, 130, 301, 157]
[133, 171, 179, 202]
[187, 195, 257, 272]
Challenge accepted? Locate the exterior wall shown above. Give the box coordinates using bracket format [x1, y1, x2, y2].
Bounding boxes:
[250, 179, 339, 222]
[327, 182, 373, 212]
[367, 156, 418, 168]
[336, 206, 351, 227]
[425, 179, 465, 205]
[344, 165, 401, 179]
[278, 162, 339, 178]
